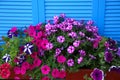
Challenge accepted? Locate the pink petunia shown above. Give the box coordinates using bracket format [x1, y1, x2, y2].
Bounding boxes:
[10, 27, 17, 33]
[14, 67, 21, 75]
[67, 46, 75, 54]
[46, 42, 53, 50]
[33, 58, 42, 67]
[52, 69, 59, 78]
[41, 39, 49, 50]
[1, 69, 11, 79]
[22, 61, 30, 70]
[57, 55, 66, 64]
[58, 70, 66, 79]
[73, 40, 80, 47]
[57, 36, 65, 43]
[41, 65, 50, 75]
[21, 66, 26, 75]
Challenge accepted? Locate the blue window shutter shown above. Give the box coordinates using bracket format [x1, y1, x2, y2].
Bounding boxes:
[39, 0, 94, 22]
[0, 0, 39, 44]
[104, 0, 120, 41]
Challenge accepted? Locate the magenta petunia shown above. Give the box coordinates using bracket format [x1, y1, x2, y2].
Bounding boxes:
[58, 70, 66, 79]
[57, 55, 66, 64]
[21, 66, 26, 75]
[14, 67, 21, 75]
[52, 68, 59, 78]
[10, 27, 17, 33]
[41, 39, 49, 50]
[33, 58, 42, 67]
[22, 61, 30, 70]
[41, 65, 50, 75]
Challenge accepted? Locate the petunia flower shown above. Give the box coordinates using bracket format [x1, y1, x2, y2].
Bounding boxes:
[67, 46, 75, 54]
[41, 39, 49, 50]
[22, 61, 30, 70]
[117, 48, 120, 57]
[104, 51, 113, 63]
[58, 70, 66, 79]
[33, 58, 42, 67]
[23, 43, 33, 55]
[68, 32, 77, 38]
[57, 36, 65, 43]
[67, 59, 74, 67]
[52, 69, 59, 78]
[2, 54, 11, 63]
[57, 55, 66, 64]
[1, 69, 11, 79]
[41, 65, 50, 75]
[73, 40, 80, 47]
[46, 42, 53, 50]
[54, 48, 61, 57]
[79, 50, 86, 57]
[90, 68, 104, 80]
[10, 27, 17, 33]
[77, 57, 83, 64]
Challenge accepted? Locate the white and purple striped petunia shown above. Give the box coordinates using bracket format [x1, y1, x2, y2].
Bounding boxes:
[24, 43, 33, 55]
[2, 53, 11, 62]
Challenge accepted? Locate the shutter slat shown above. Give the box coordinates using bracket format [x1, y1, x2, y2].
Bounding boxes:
[104, 0, 120, 40]
[45, 0, 93, 21]
[0, 0, 33, 39]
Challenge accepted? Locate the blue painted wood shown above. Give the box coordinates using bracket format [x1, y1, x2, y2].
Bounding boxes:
[44, 0, 93, 22]
[104, 0, 120, 41]
[38, 0, 45, 22]
[92, 0, 99, 25]
[0, 0, 37, 44]
[98, 0, 105, 36]
[32, 0, 39, 25]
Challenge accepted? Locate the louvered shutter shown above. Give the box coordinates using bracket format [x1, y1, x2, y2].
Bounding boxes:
[40, 0, 93, 22]
[0, 0, 38, 44]
[104, 0, 120, 41]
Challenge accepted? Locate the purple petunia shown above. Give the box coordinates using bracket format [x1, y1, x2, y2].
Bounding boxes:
[23, 43, 33, 55]
[57, 36, 65, 43]
[68, 32, 77, 38]
[104, 51, 113, 63]
[46, 42, 53, 50]
[90, 68, 104, 80]
[54, 48, 61, 57]
[117, 48, 120, 57]
[7, 30, 17, 38]
[89, 54, 96, 60]
[77, 57, 83, 64]
[67, 46, 75, 54]
[73, 40, 80, 47]
[67, 59, 74, 67]
[79, 32, 85, 37]
[78, 50, 86, 57]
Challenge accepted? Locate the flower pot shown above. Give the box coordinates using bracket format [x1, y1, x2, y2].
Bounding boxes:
[66, 69, 120, 80]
